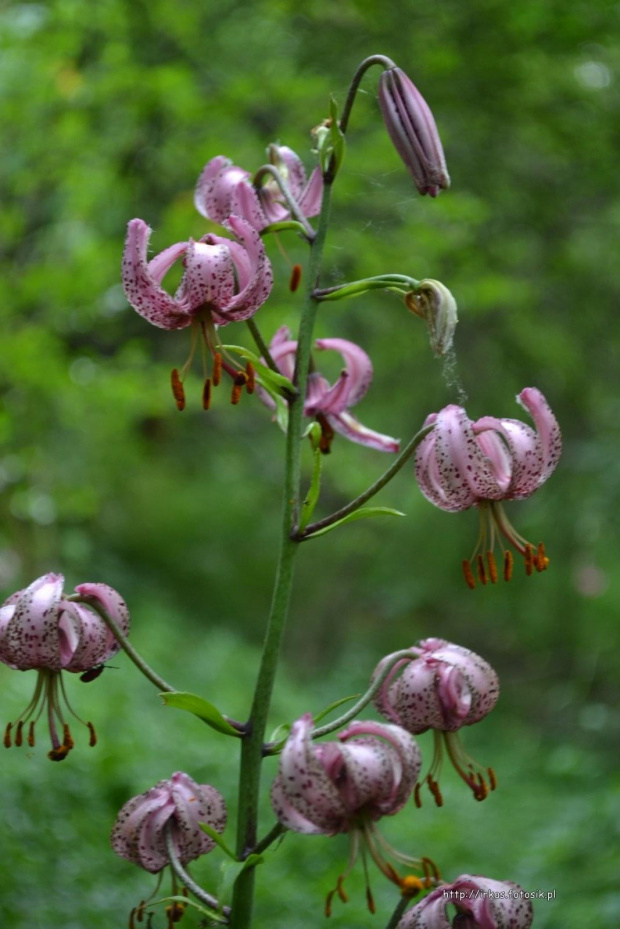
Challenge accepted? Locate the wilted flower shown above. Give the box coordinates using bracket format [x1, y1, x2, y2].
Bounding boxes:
[373, 639, 499, 804]
[122, 215, 272, 409]
[260, 327, 400, 453]
[0, 573, 129, 760]
[112, 771, 227, 926]
[378, 67, 450, 197]
[405, 280, 458, 356]
[271, 714, 436, 915]
[396, 874, 534, 928]
[415, 388, 562, 587]
[195, 144, 323, 232]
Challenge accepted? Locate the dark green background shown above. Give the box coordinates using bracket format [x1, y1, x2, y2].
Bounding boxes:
[1, 1, 619, 926]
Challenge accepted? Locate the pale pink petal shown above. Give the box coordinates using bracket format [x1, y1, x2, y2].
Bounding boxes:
[273, 145, 308, 198]
[340, 720, 421, 813]
[269, 336, 298, 382]
[122, 219, 191, 330]
[178, 239, 235, 313]
[194, 156, 250, 223]
[112, 783, 174, 872]
[327, 410, 400, 452]
[396, 887, 451, 928]
[74, 582, 130, 659]
[229, 182, 269, 232]
[415, 429, 468, 511]
[315, 338, 373, 409]
[297, 166, 323, 217]
[493, 419, 542, 498]
[0, 574, 65, 670]
[169, 772, 226, 863]
[418, 640, 500, 727]
[517, 387, 562, 487]
[59, 602, 108, 671]
[270, 775, 331, 834]
[432, 406, 501, 505]
[214, 215, 273, 323]
[472, 418, 514, 494]
[309, 370, 351, 415]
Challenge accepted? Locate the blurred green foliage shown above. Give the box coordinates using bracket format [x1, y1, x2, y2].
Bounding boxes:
[1, 0, 620, 926]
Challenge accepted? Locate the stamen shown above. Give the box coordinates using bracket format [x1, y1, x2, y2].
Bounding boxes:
[474, 772, 489, 801]
[427, 774, 443, 807]
[486, 551, 498, 584]
[245, 362, 256, 394]
[4, 722, 12, 748]
[28, 721, 35, 747]
[488, 767, 497, 791]
[413, 783, 422, 808]
[15, 720, 24, 747]
[289, 264, 302, 292]
[63, 724, 74, 750]
[202, 377, 212, 411]
[324, 889, 335, 918]
[536, 541, 549, 572]
[423, 856, 442, 883]
[503, 550, 514, 582]
[47, 744, 70, 761]
[212, 352, 222, 387]
[366, 886, 376, 914]
[231, 373, 247, 405]
[129, 907, 137, 929]
[524, 544, 534, 576]
[170, 369, 186, 411]
[88, 721, 97, 747]
[135, 901, 146, 922]
[316, 414, 335, 454]
[400, 875, 424, 898]
[462, 559, 476, 589]
[336, 874, 348, 903]
[476, 554, 487, 585]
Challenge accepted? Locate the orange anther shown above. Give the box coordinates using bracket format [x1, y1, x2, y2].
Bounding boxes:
[170, 368, 185, 411]
[401, 875, 424, 898]
[486, 551, 498, 584]
[245, 361, 256, 394]
[28, 721, 35, 747]
[324, 889, 335, 918]
[202, 377, 212, 411]
[63, 724, 74, 750]
[488, 767, 497, 791]
[462, 559, 476, 589]
[476, 554, 488, 585]
[536, 541, 548, 572]
[414, 782, 422, 808]
[336, 874, 348, 903]
[4, 722, 12, 748]
[524, 543, 534, 576]
[15, 720, 24, 747]
[212, 352, 222, 387]
[503, 550, 514, 582]
[366, 886, 376, 914]
[88, 721, 97, 747]
[48, 745, 70, 761]
[289, 264, 302, 292]
[231, 372, 246, 406]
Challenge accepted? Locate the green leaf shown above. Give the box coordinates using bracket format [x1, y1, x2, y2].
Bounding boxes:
[329, 95, 346, 175]
[313, 692, 360, 724]
[299, 446, 322, 530]
[199, 822, 237, 860]
[306, 507, 405, 539]
[160, 896, 226, 924]
[261, 220, 308, 236]
[221, 345, 294, 393]
[160, 692, 241, 737]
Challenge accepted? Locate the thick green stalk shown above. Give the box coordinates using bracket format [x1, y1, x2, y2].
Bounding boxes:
[229, 180, 333, 928]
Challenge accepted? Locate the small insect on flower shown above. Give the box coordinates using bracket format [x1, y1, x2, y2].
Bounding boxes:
[0, 574, 129, 760]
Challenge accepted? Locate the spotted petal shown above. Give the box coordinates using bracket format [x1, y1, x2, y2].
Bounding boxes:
[122, 220, 191, 330]
[327, 410, 400, 452]
[194, 156, 251, 224]
[74, 582, 130, 661]
[0, 573, 65, 670]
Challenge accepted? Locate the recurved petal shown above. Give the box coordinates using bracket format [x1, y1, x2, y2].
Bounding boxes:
[433, 405, 501, 506]
[122, 219, 191, 330]
[297, 165, 323, 217]
[111, 783, 175, 873]
[0, 574, 65, 670]
[340, 721, 421, 814]
[315, 338, 374, 409]
[215, 215, 273, 322]
[419, 641, 499, 726]
[179, 239, 236, 314]
[395, 886, 452, 928]
[75, 582, 130, 659]
[272, 145, 308, 198]
[275, 714, 346, 833]
[327, 410, 400, 453]
[58, 602, 109, 671]
[517, 387, 562, 487]
[169, 772, 227, 863]
[229, 182, 269, 232]
[194, 156, 251, 223]
[388, 657, 446, 733]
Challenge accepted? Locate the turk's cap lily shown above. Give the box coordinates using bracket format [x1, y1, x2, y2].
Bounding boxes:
[112, 771, 227, 873]
[260, 327, 400, 452]
[271, 714, 421, 835]
[396, 875, 534, 928]
[122, 214, 273, 330]
[0, 573, 129, 672]
[378, 66, 450, 197]
[373, 638, 499, 734]
[194, 145, 323, 232]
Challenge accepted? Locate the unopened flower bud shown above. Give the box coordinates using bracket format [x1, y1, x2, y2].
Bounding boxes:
[378, 66, 450, 197]
[406, 279, 458, 356]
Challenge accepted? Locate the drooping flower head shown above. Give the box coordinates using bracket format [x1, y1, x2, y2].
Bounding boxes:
[373, 639, 499, 805]
[378, 66, 450, 197]
[122, 215, 273, 409]
[0, 573, 129, 760]
[112, 771, 227, 925]
[415, 388, 562, 587]
[396, 874, 534, 928]
[259, 326, 400, 453]
[194, 144, 323, 232]
[271, 714, 436, 915]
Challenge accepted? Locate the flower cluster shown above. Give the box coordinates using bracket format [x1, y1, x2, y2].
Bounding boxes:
[0, 573, 129, 760]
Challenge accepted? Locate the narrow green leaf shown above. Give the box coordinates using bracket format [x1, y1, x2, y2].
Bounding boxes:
[160, 692, 241, 737]
[221, 345, 294, 393]
[329, 95, 346, 174]
[199, 822, 237, 860]
[299, 447, 322, 530]
[313, 693, 361, 724]
[160, 896, 226, 923]
[261, 220, 307, 236]
[306, 507, 405, 539]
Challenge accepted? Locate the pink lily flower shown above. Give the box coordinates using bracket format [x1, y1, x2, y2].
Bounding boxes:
[415, 388, 562, 587]
[194, 145, 323, 232]
[378, 67, 450, 197]
[260, 326, 400, 453]
[271, 714, 436, 914]
[373, 639, 499, 804]
[122, 215, 272, 408]
[112, 772, 227, 925]
[396, 874, 534, 928]
[0, 573, 129, 760]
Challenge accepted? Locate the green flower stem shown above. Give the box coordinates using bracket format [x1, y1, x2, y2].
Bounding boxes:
[164, 824, 230, 920]
[314, 274, 420, 301]
[339, 54, 396, 135]
[245, 318, 280, 374]
[253, 164, 316, 240]
[385, 894, 410, 929]
[229, 179, 333, 929]
[298, 423, 433, 540]
[69, 595, 175, 694]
